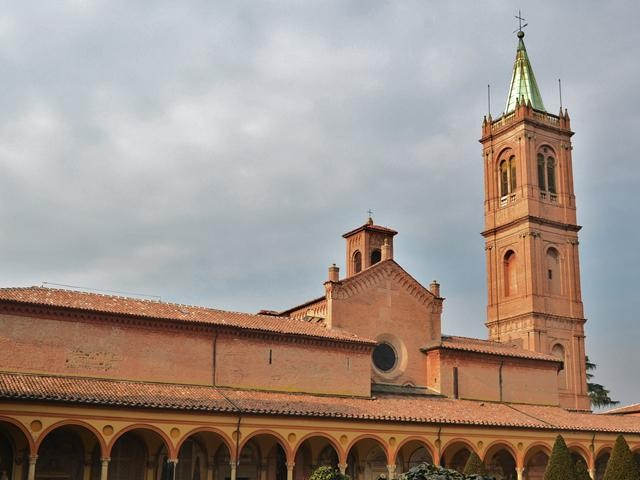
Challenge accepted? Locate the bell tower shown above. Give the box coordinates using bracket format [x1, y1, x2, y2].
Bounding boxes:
[480, 30, 590, 410]
[342, 215, 397, 277]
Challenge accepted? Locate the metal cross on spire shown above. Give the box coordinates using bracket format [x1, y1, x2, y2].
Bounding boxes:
[513, 10, 528, 35]
[367, 209, 374, 219]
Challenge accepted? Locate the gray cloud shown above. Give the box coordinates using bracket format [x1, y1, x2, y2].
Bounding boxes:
[0, 0, 638, 406]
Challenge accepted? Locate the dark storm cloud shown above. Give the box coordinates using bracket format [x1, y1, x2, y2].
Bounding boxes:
[0, 1, 638, 406]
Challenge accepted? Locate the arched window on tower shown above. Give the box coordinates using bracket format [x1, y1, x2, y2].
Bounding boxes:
[537, 153, 546, 190]
[546, 247, 561, 295]
[500, 160, 509, 198]
[552, 343, 567, 389]
[370, 249, 381, 265]
[499, 155, 517, 203]
[353, 250, 362, 274]
[537, 149, 558, 200]
[503, 250, 518, 297]
[547, 157, 556, 194]
[509, 156, 517, 192]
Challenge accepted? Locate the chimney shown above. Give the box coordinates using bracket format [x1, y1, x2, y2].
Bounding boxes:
[328, 264, 339, 283]
[430, 280, 440, 297]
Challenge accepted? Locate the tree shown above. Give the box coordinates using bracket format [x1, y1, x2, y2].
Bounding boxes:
[309, 466, 350, 480]
[463, 452, 488, 476]
[574, 460, 591, 480]
[603, 435, 640, 480]
[544, 435, 575, 480]
[586, 356, 619, 408]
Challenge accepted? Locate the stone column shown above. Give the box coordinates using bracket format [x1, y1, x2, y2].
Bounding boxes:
[259, 463, 268, 480]
[167, 459, 179, 480]
[83, 454, 92, 480]
[516, 467, 524, 480]
[100, 457, 110, 480]
[286, 462, 295, 480]
[27, 455, 37, 480]
[146, 456, 157, 480]
[338, 464, 348, 476]
[386, 464, 396, 480]
[589, 468, 595, 480]
[207, 458, 216, 480]
[229, 460, 237, 480]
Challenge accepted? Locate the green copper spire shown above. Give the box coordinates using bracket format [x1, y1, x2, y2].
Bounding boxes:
[504, 31, 546, 113]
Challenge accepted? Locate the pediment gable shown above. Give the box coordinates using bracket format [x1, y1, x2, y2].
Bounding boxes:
[330, 259, 439, 310]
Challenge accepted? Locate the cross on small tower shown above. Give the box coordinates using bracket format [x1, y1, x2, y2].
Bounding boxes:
[367, 209, 373, 218]
[366, 209, 374, 225]
[513, 10, 528, 35]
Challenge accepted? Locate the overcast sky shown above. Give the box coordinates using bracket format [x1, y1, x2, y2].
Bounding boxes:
[1, 1, 638, 407]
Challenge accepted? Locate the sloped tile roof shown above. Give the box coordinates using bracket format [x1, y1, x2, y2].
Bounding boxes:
[602, 403, 640, 415]
[423, 335, 561, 363]
[0, 372, 234, 411]
[0, 287, 373, 345]
[1, 372, 639, 433]
[342, 223, 398, 238]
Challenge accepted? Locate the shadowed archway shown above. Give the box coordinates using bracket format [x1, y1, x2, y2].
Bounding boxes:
[36, 424, 102, 480]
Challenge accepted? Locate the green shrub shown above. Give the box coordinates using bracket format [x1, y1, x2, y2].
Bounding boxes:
[399, 462, 493, 480]
[543, 435, 576, 480]
[574, 460, 591, 480]
[309, 466, 350, 480]
[603, 435, 640, 480]
[463, 452, 488, 476]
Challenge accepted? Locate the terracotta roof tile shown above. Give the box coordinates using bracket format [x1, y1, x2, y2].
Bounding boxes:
[1, 372, 639, 434]
[511, 404, 640, 433]
[0, 372, 234, 411]
[423, 335, 561, 363]
[601, 403, 640, 415]
[0, 287, 373, 345]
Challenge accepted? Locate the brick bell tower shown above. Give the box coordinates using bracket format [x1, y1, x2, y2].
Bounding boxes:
[480, 29, 590, 411]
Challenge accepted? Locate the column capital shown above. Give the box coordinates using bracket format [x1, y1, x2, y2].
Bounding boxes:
[167, 458, 179, 465]
[338, 463, 348, 474]
[230, 460, 238, 469]
[100, 457, 111, 463]
[28, 455, 38, 464]
[286, 462, 296, 470]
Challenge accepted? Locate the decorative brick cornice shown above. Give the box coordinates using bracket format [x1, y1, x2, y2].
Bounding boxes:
[482, 215, 581, 237]
[331, 261, 437, 309]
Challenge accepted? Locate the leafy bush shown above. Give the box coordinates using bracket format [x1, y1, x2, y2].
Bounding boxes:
[463, 452, 488, 476]
[603, 435, 640, 480]
[544, 435, 576, 480]
[399, 462, 493, 480]
[309, 466, 350, 480]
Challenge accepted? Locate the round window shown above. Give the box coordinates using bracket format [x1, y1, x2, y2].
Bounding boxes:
[372, 342, 397, 372]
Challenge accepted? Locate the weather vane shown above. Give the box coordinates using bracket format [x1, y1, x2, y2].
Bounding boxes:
[514, 10, 528, 35]
[367, 209, 374, 218]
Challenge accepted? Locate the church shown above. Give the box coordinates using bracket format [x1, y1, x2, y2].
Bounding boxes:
[0, 29, 638, 480]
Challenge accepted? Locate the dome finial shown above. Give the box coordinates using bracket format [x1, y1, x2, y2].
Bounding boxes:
[514, 10, 528, 38]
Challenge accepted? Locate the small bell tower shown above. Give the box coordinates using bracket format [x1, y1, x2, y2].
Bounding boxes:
[480, 27, 590, 410]
[342, 214, 397, 277]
